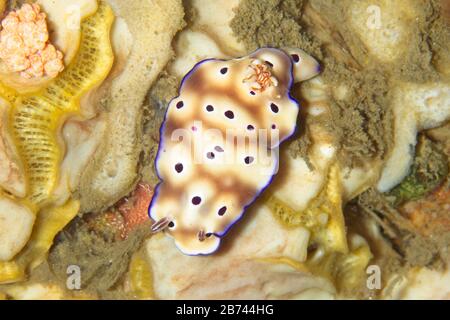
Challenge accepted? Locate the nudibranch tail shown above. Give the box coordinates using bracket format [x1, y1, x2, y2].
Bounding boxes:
[149, 48, 320, 255]
[5, 2, 114, 205]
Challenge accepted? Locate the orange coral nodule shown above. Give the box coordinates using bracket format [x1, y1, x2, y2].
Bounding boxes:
[118, 182, 153, 239]
[0, 3, 64, 79]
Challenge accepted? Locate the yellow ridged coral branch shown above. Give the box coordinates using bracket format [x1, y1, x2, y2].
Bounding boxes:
[266, 163, 348, 254]
[9, 2, 114, 205]
[264, 163, 373, 295]
[0, 2, 114, 284]
[0, 2, 114, 206]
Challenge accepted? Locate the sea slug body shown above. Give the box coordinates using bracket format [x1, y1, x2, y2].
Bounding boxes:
[149, 48, 320, 255]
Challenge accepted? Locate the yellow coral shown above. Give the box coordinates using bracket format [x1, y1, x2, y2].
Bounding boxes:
[303, 234, 373, 296]
[129, 251, 154, 300]
[0, 200, 80, 283]
[0, 2, 114, 283]
[8, 2, 114, 205]
[264, 163, 372, 295]
[0, 2, 114, 204]
[0, 259, 24, 284]
[266, 163, 348, 253]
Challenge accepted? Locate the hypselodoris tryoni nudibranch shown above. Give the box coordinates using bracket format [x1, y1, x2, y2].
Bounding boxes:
[149, 48, 320, 255]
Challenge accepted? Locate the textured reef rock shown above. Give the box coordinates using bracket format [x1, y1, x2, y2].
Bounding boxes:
[77, 0, 185, 213]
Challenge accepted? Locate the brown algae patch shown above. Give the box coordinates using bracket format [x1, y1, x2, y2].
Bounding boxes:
[387, 135, 448, 206]
[141, 72, 180, 187]
[230, 0, 317, 54]
[232, 0, 450, 289]
[349, 135, 449, 280]
[231, 0, 449, 166]
[48, 212, 151, 296]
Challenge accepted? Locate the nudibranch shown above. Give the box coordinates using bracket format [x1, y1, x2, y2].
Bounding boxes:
[149, 48, 320, 255]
